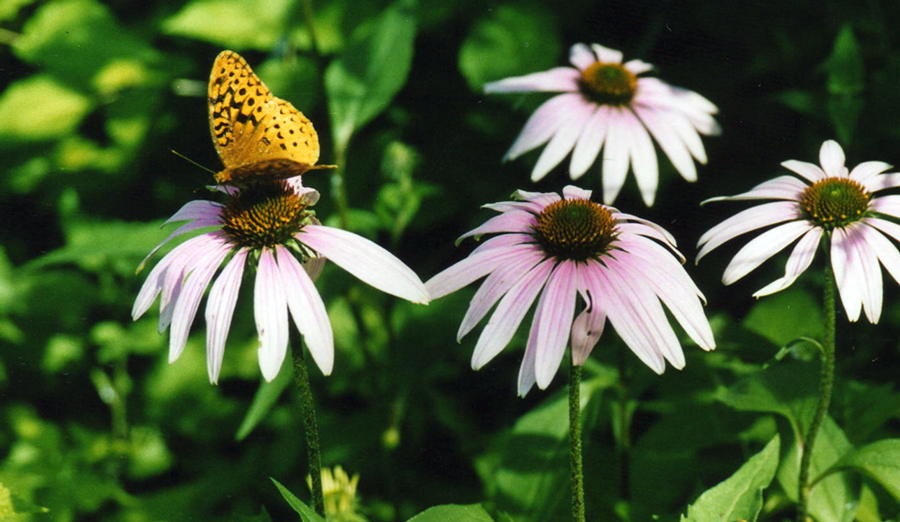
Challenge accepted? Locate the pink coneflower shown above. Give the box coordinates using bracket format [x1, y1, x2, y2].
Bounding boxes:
[133, 180, 429, 383]
[485, 43, 720, 206]
[426, 185, 715, 396]
[697, 140, 900, 323]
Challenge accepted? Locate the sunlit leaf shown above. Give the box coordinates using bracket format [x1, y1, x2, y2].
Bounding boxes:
[407, 504, 495, 522]
[821, 439, 900, 502]
[163, 0, 295, 51]
[0, 74, 91, 143]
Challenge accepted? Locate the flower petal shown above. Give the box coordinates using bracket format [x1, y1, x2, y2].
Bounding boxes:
[624, 110, 659, 206]
[531, 98, 596, 182]
[624, 59, 652, 75]
[781, 160, 826, 183]
[427, 242, 538, 299]
[484, 67, 581, 93]
[205, 248, 247, 384]
[860, 220, 900, 288]
[569, 105, 609, 180]
[562, 185, 593, 201]
[601, 108, 631, 204]
[696, 201, 801, 261]
[276, 245, 335, 375]
[458, 210, 536, 240]
[848, 224, 883, 323]
[570, 43, 597, 69]
[722, 220, 811, 285]
[503, 93, 585, 161]
[870, 195, 900, 218]
[299, 225, 429, 304]
[591, 44, 623, 64]
[702, 175, 808, 203]
[830, 228, 863, 322]
[632, 104, 697, 182]
[819, 140, 847, 177]
[753, 227, 822, 297]
[534, 261, 579, 389]
[851, 161, 893, 186]
[255, 248, 290, 381]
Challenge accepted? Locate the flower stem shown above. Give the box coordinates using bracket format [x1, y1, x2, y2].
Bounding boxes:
[569, 356, 586, 522]
[796, 264, 836, 522]
[614, 344, 632, 501]
[291, 333, 326, 517]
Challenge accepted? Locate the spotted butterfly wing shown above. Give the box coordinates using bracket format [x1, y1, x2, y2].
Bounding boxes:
[207, 50, 334, 186]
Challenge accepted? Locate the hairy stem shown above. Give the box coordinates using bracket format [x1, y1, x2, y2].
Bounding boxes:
[291, 333, 326, 517]
[569, 356, 585, 522]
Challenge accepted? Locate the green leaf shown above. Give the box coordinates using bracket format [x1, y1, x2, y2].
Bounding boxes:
[828, 95, 863, 145]
[407, 504, 495, 522]
[680, 435, 780, 522]
[458, 3, 562, 91]
[0, 482, 49, 516]
[325, 0, 417, 153]
[821, 439, 900, 502]
[0, 74, 91, 144]
[270, 478, 325, 522]
[235, 366, 293, 441]
[777, 417, 857, 522]
[826, 25, 864, 96]
[163, 0, 296, 51]
[743, 288, 823, 348]
[231, 507, 273, 522]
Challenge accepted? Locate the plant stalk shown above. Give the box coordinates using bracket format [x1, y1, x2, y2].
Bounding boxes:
[569, 356, 585, 522]
[291, 333, 326, 517]
[796, 263, 836, 522]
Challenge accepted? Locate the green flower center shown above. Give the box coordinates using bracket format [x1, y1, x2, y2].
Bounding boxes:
[579, 62, 637, 105]
[533, 199, 618, 261]
[220, 181, 312, 249]
[800, 177, 870, 229]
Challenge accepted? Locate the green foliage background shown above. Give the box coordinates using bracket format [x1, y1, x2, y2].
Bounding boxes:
[1, 0, 900, 520]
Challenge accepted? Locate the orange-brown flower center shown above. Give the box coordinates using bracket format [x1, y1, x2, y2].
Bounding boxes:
[799, 177, 870, 229]
[579, 62, 637, 105]
[220, 181, 312, 249]
[533, 199, 618, 261]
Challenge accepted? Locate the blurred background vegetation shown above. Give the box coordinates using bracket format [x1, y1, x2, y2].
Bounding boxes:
[1, 0, 900, 520]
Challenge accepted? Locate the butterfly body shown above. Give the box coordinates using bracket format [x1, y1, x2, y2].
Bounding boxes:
[207, 51, 334, 187]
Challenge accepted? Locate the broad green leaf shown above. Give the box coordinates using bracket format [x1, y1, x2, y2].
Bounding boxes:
[0, 0, 35, 21]
[458, 3, 562, 91]
[325, 0, 416, 153]
[236, 365, 293, 441]
[821, 439, 900, 502]
[0, 74, 91, 143]
[407, 504, 495, 522]
[718, 360, 818, 440]
[743, 288, 823, 348]
[828, 95, 863, 145]
[13, 0, 161, 88]
[680, 435, 780, 522]
[841, 381, 900, 443]
[777, 417, 857, 522]
[255, 55, 322, 115]
[0, 481, 48, 516]
[270, 478, 325, 522]
[163, 0, 296, 51]
[826, 25, 864, 96]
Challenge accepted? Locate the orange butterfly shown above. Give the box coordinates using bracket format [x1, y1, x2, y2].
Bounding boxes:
[207, 51, 335, 187]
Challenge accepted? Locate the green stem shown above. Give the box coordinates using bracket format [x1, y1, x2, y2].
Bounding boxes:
[569, 356, 585, 522]
[796, 263, 836, 522]
[291, 333, 326, 517]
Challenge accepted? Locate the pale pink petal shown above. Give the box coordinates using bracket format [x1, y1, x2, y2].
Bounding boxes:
[470, 259, 554, 370]
[585, 260, 665, 373]
[255, 248, 290, 381]
[601, 108, 631, 204]
[623, 110, 659, 206]
[458, 249, 545, 341]
[850, 161, 891, 186]
[427, 242, 539, 299]
[159, 233, 226, 332]
[570, 43, 597, 69]
[753, 227, 822, 297]
[569, 105, 609, 180]
[860, 221, 900, 287]
[531, 99, 596, 181]
[299, 225, 429, 304]
[702, 175, 808, 203]
[164, 200, 223, 224]
[133, 235, 212, 320]
[865, 216, 900, 244]
[470, 233, 534, 255]
[570, 289, 605, 366]
[137, 217, 222, 273]
[863, 173, 900, 193]
[615, 212, 679, 246]
[632, 104, 697, 182]
[830, 228, 862, 321]
[169, 239, 232, 364]
[591, 44, 623, 64]
[655, 108, 707, 163]
[514, 190, 561, 207]
[276, 245, 334, 375]
[482, 201, 543, 214]
[870, 195, 900, 218]
[302, 253, 326, 282]
[618, 235, 704, 301]
[516, 282, 548, 397]
[616, 223, 683, 261]
[503, 94, 584, 161]
[562, 185, 593, 201]
[847, 224, 883, 323]
[534, 261, 579, 388]
[458, 210, 536, 240]
[484, 67, 580, 93]
[696, 201, 801, 261]
[819, 140, 847, 177]
[781, 160, 826, 183]
[205, 248, 247, 384]
[624, 59, 652, 75]
[722, 220, 812, 285]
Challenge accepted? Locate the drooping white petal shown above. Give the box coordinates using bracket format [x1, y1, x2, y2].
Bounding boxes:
[702, 175, 808, 203]
[534, 261, 579, 389]
[624, 59, 653, 75]
[299, 225, 429, 304]
[514, 189, 561, 207]
[569, 105, 608, 179]
[697, 201, 800, 261]
[590, 44, 623, 64]
[133, 234, 213, 320]
[722, 220, 811, 285]
[483, 67, 581, 93]
[427, 242, 539, 299]
[570, 43, 597, 69]
[503, 93, 585, 161]
[870, 195, 900, 218]
[632, 104, 697, 182]
[570, 283, 606, 366]
[457, 210, 536, 240]
[623, 110, 659, 206]
[205, 248, 248, 384]
[860, 220, 900, 288]
[830, 228, 862, 322]
[850, 161, 892, 185]
[601, 108, 631, 204]
[531, 99, 596, 181]
[819, 140, 847, 177]
[562, 185, 593, 201]
[847, 224, 883, 323]
[255, 248, 290, 381]
[753, 227, 822, 297]
[781, 160, 827, 183]
[276, 245, 334, 375]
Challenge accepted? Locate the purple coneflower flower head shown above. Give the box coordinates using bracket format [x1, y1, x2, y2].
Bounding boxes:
[698, 140, 900, 323]
[426, 185, 715, 396]
[485, 43, 720, 207]
[133, 180, 429, 383]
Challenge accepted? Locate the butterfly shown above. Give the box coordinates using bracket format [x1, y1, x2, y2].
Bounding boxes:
[207, 50, 335, 188]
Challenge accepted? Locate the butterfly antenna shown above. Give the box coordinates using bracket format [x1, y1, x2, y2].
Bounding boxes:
[171, 150, 217, 175]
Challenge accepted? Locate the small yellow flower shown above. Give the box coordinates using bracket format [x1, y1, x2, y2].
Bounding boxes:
[308, 466, 367, 522]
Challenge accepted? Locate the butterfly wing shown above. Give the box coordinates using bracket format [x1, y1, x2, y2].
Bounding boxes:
[208, 51, 321, 170]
